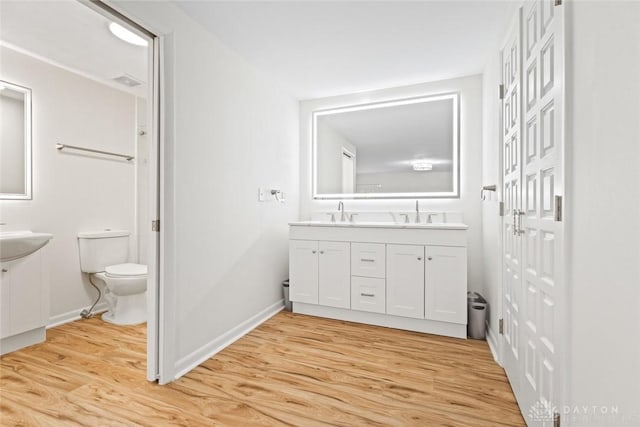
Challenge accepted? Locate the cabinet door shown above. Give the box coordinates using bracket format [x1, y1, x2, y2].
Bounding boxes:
[289, 240, 319, 304]
[1, 253, 44, 338]
[386, 244, 425, 319]
[318, 241, 350, 308]
[425, 245, 467, 324]
[0, 266, 11, 338]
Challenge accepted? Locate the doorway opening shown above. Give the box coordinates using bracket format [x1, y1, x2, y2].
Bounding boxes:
[0, 0, 162, 381]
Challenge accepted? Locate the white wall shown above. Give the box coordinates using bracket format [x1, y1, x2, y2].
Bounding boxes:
[135, 97, 149, 265]
[300, 75, 484, 289]
[565, 2, 640, 425]
[110, 1, 300, 379]
[316, 118, 356, 194]
[0, 46, 137, 322]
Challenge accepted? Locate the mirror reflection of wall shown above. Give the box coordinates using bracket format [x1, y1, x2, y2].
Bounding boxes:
[0, 81, 31, 198]
[314, 93, 459, 198]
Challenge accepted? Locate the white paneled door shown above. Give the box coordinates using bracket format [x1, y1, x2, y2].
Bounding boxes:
[501, 7, 524, 405]
[501, 1, 564, 426]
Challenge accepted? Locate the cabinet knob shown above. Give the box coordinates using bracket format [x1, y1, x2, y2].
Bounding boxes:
[1, 268, 7, 273]
[427, 257, 433, 261]
[417, 257, 422, 261]
[312, 250, 317, 254]
[319, 251, 324, 254]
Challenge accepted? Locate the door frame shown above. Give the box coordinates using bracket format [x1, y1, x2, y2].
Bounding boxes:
[80, 0, 167, 383]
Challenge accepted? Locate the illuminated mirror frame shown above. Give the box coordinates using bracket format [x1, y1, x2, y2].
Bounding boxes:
[312, 92, 460, 199]
[0, 80, 32, 200]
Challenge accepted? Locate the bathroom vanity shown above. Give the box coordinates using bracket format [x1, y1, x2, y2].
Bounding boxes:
[288, 221, 468, 338]
[0, 231, 52, 355]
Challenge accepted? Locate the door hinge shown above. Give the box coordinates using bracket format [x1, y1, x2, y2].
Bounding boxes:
[499, 201, 505, 216]
[554, 412, 561, 427]
[554, 0, 562, 6]
[554, 196, 563, 222]
[499, 84, 505, 100]
[152, 219, 160, 232]
[499, 318, 504, 335]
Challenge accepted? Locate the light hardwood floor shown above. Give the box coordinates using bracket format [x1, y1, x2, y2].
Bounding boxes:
[1, 311, 525, 426]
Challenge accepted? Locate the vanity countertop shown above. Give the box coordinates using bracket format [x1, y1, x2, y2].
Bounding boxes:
[288, 221, 468, 230]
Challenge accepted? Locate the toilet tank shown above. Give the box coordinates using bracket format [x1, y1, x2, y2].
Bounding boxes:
[78, 230, 130, 273]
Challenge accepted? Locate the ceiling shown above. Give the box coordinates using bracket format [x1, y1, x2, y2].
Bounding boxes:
[0, 1, 512, 101]
[0, 1, 148, 97]
[319, 98, 454, 174]
[176, 1, 513, 100]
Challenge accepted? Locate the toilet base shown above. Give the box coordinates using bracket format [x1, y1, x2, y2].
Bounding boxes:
[102, 291, 147, 326]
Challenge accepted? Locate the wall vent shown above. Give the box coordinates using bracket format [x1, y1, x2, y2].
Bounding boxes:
[113, 74, 142, 87]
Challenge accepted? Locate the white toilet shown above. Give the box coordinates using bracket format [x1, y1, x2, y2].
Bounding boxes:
[77, 230, 147, 325]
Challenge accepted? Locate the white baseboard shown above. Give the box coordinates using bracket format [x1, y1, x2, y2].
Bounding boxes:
[1, 327, 46, 355]
[295, 302, 467, 339]
[486, 322, 501, 365]
[174, 300, 284, 381]
[47, 302, 108, 329]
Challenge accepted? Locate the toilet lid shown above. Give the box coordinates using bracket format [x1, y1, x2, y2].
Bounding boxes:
[105, 263, 147, 278]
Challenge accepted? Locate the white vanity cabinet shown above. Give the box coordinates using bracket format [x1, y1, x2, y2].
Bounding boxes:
[289, 222, 469, 339]
[0, 249, 50, 355]
[289, 240, 350, 308]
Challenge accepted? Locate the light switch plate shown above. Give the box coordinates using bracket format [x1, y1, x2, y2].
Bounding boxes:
[258, 188, 265, 202]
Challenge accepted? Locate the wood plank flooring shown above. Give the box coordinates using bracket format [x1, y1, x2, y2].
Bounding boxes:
[1, 311, 525, 426]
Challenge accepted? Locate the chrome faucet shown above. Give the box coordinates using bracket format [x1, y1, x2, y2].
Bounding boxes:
[338, 201, 346, 222]
[415, 200, 421, 223]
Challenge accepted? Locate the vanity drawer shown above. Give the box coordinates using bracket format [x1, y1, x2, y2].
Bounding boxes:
[351, 276, 386, 314]
[351, 243, 386, 278]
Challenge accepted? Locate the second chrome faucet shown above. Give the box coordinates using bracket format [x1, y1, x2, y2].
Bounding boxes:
[338, 201, 347, 222]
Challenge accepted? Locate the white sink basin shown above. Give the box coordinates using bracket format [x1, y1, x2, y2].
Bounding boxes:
[0, 231, 53, 262]
[288, 220, 468, 230]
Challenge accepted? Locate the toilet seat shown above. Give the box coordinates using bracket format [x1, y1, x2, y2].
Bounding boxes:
[105, 263, 147, 278]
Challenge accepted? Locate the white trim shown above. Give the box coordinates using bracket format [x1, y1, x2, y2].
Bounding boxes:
[1, 327, 46, 355]
[173, 300, 284, 381]
[47, 303, 109, 329]
[294, 302, 467, 339]
[486, 322, 501, 365]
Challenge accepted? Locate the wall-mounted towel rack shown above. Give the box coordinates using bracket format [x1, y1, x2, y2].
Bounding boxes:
[55, 143, 134, 161]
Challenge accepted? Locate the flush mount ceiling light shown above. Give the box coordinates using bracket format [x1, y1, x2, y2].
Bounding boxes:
[412, 161, 433, 172]
[109, 22, 148, 47]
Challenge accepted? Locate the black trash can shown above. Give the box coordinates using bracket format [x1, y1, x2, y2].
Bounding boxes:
[282, 280, 292, 311]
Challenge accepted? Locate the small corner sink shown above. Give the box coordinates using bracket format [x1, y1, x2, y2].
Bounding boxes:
[0, 231, 53, 262]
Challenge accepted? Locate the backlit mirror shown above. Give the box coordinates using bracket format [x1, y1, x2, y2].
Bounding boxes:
[0, 80, 32, 199]
[313, 93, 459, 199]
